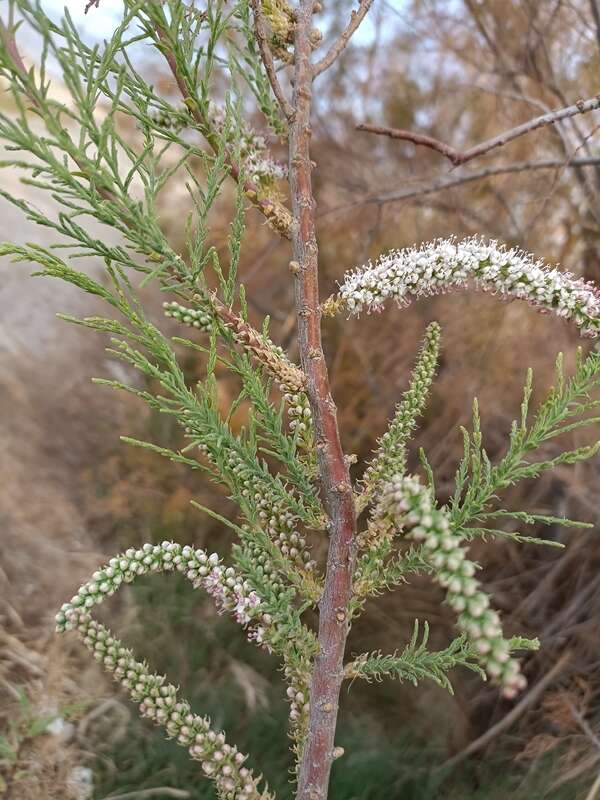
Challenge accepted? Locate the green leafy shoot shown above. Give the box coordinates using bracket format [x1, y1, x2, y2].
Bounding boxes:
[346, 621, 485, 692]
[451, 350, 600, 536]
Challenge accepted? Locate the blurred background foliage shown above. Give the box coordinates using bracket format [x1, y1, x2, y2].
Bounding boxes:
[2, 0, 600, 797]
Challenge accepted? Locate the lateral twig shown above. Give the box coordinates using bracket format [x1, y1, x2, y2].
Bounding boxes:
[585, 771, 600, 800]
[249, 0, 294, 120]
[321, 157, 600, 214]
[154, 22, 293, 239]
[100, 789, 191, 800]
[439, 652, 571, 773]
[569, 702, 600, 753]
[357, 95, 600, 166]
[313, 0, 374, 77]
[590, 0, 600, 51]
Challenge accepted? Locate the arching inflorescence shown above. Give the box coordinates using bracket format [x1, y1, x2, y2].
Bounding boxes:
[55, 542, 271, 647]
[334, 238, 600, 338]
[55, 542, 275, 799]
[377, 475, 527, 699]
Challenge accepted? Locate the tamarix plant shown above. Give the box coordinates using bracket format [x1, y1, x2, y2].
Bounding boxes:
[1, 2, 600, 799]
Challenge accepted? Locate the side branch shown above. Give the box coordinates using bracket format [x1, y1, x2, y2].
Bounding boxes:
[0, 18, 122, 209]
[154, 24, 293, 239]
[323, 157, 600, 213]
[313, 0, 374, 77]
[210, 294, 307, 393]
[357, 94, 600, 166]
[250, 0, 294, 120]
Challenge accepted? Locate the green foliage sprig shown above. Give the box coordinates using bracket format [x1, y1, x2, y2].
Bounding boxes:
[345, 621, 484, 692]
[451, 351, 600, 535]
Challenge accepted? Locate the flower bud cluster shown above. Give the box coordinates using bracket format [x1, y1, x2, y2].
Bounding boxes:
[234, 329, 306, 395]
[149, 107, 190, 132]
[338, 237, 600, 338]
[240, 536, 287, 618]
[262, 0, 295, 42]
[207, 101, 286, 185]
[285, 671, 310, 730]
[163, 300, 212, 332]
[362, 322, 440, 499]
[259, 1, 322, 64]
[230, 454, 317, 573]
[55, 542, 269, 640]
[59, 609, 271, 800]
[285, 393, 311, 434]
[283, 391, 313, 449]
[208, 296, 306, 395]
[377, 475, 527, 699]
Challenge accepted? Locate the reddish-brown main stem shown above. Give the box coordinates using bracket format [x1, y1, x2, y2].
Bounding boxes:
[289, 4, 357, 800]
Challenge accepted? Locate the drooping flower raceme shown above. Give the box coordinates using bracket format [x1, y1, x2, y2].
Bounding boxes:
[55, 543, 276, 799]
[55, 538, 313, 740]
[336, 238, 600, 338]
[61, 609, 272, 800]
[377, 475, 527, 699]
[55, 542, 267, 638]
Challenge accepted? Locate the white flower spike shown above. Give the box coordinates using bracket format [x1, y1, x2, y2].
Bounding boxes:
[338, 238, 600, 338]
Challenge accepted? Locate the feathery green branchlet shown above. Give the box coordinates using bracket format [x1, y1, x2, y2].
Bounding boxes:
[345, 621, 483, 692]
[450, 350, 600, 534]
[165, 294, 314, 448]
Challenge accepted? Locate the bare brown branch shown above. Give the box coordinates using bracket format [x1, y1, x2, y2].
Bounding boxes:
[439, 652, 571, 773]
[289, 4, 357, 800]
[313, 0, 374, 77]
[321, 156, 600, 215]
[249, 0, 294, 120]
[590, 0, 600, 51]
[357, 95, 600, 166]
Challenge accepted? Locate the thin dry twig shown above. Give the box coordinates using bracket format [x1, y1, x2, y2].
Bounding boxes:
[439, 652, 571, 773]
[320, 156, 600, 215]
[100, 789, 191, 800]
[590, 0, 600, 51]
[585, 770, 600, 800]
[249, 0, 294, 119]
[313, 0, 374, 77]
[357, 95, 600, 166]
[569, 702, 600, 752]
[551, 752, 600, 794]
